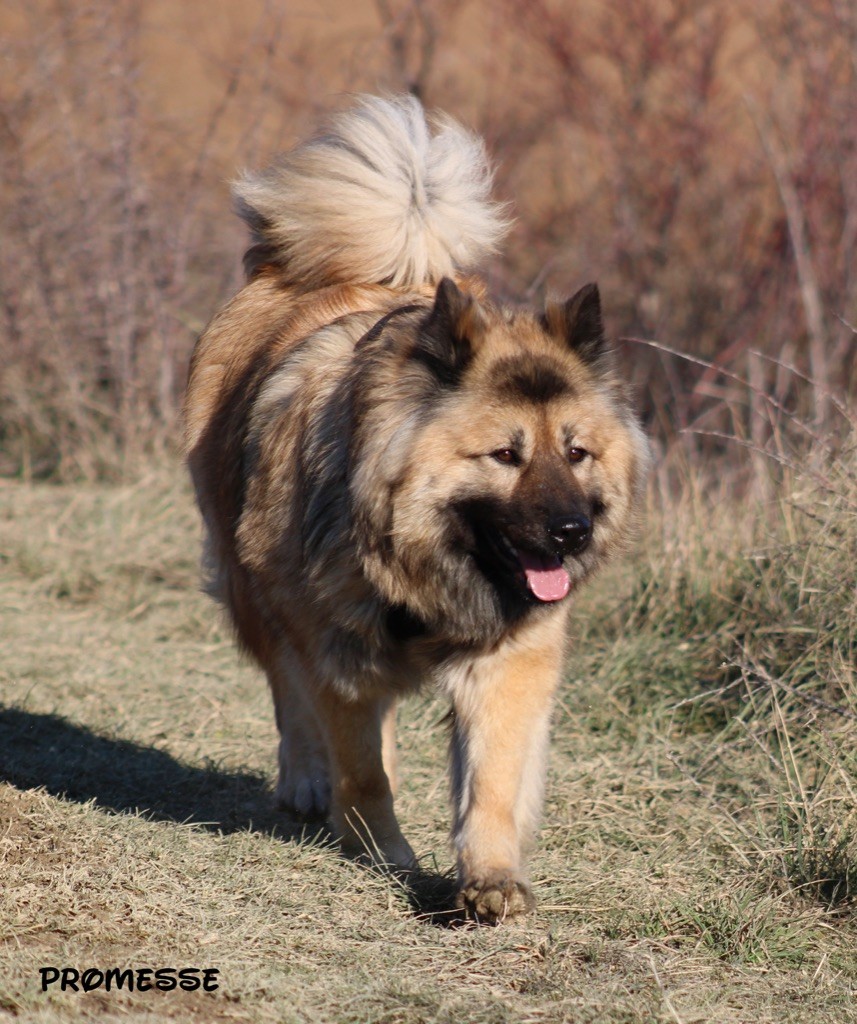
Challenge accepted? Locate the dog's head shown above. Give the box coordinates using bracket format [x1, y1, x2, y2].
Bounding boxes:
[351, 278, 650, 642]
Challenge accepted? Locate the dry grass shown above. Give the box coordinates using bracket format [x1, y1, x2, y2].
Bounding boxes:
[1, 446, 855, 1022]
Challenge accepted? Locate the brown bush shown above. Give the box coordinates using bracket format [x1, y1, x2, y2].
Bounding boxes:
[0, 0, 854, 480]
[489, 0, 857, 445]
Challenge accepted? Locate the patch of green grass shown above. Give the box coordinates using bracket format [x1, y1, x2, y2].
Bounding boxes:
[604, 886, 820, 966]
[778, 804, 857, 910]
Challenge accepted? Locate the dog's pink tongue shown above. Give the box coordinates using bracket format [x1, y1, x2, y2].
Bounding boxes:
[518, 552, 570, 602]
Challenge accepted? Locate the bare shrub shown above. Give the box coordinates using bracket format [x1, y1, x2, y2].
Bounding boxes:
[490, 0, 857, 451]
[0, 0, 854, 480]
[0, 0, 308, 478]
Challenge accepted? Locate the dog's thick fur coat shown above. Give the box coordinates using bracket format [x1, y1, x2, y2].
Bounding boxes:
[185, 95, 649, 922]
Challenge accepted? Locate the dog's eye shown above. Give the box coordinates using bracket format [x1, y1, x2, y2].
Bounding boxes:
[491, 448, 520, 466]
[567, 446, 589, 464]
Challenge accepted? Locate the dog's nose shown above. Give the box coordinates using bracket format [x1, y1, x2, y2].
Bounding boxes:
[549, 515, 592, 556]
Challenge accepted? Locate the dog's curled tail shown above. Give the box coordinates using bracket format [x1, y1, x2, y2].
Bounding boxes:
[232, 94, 510, 290]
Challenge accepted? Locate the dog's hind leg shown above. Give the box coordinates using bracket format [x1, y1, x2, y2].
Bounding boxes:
[268, 649, 331, 819]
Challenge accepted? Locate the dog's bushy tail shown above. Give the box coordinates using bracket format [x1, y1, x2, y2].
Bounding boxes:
[232, 94, 510, 289]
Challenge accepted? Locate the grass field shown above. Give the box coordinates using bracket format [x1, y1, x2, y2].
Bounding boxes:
[1, 453, 855, 1023]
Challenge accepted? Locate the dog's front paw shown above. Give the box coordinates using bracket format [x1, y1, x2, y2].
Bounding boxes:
[456, 873, 535, 924]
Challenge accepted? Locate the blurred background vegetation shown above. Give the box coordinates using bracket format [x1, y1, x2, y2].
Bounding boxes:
[0, 0, 854, 482]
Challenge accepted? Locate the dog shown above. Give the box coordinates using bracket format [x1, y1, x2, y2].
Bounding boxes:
[184, 94, 649, 922]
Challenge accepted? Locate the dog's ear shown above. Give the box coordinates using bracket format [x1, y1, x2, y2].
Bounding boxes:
[543, 283, 609, 367]
[416, 277, 486, 386]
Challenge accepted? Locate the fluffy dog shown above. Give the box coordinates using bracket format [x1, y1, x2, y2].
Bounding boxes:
[184, 95, 649, 922]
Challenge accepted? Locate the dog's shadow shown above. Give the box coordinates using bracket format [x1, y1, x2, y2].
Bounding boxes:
[0, 705, 459, 924]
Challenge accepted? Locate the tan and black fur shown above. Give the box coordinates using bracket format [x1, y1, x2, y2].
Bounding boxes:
[184, 95, 649, 922]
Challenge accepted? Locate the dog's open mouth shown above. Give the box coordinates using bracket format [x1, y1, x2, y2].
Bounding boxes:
[487, 532, 571, 604]
[516, 549, 570, 602]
